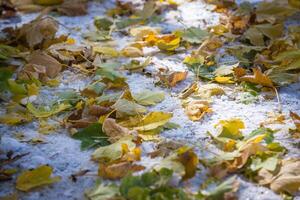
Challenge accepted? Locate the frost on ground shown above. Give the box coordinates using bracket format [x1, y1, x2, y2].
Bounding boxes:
[0, 0, 300, 200]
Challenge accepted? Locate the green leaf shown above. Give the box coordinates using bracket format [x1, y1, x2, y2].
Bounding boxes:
[94, 17, 113, 31]
[0, 45, 18, 60]
[246, 127, 275, 144]
[120, 168, 191, 200]
[199, 176, 239, 200]
[57, 90, 81, 104]
[96, 63, 125, 82]
[82, 82, 106, 97]
[72, 123, 110, 150]
[133, 90, 165, 106]
[85, 183, 119, 200]
[83, 30, 111, 42]
[8, 79, 27, 95]
[116, 18, 143, 29]
[112, 99, 147, 116]
[250, 156, 278, 171]
[180, 27, 209, 44]
[0, 69, 14, 92]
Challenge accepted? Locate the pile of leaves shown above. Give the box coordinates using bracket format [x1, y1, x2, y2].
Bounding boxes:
[0, 0, 300, 199]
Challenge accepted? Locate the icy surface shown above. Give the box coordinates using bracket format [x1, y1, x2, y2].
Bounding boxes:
[0, 0, 299, 200]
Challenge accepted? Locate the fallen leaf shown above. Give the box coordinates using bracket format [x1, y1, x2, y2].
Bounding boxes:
[179, 27, 209, 44]
[91, 136, 136, 162]
[130, 26, 160, 40]
[156, 34, 181, 51]
[72, 123, 110, 150]
[16, 165, 61, 192]
[239, 68, 273, 87]
[158, 70, 188, 87]
[196, 84, 225, 99]
[56, 0, 87, 16]
[102, 118, 133, 142]
[18, 51, 62, 81]
[98, 161, 145, 180]
[216, 118, 245, 140]
[121, 46, 143, 57]
[85, 183, 119, 200]
[17, 17, 58, 48]
[270, 159, 300, 194]
[120, 111, 173, 134]
[112, 99, 147, 117]
[154, 147, 198, 180]
[214, 76, 234, 84]
[184, 100, 212, 121]
[27, 102, 71, 118]
[199, 176, 239, 200]
[133, 90, 165, 106]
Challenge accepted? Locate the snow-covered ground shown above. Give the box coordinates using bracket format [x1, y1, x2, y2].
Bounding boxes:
[0, 0, 299, 200]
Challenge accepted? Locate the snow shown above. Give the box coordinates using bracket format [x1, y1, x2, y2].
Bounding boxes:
[0, 0, 300, 200]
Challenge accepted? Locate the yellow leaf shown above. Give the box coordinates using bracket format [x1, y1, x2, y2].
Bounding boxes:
[215, 76, 234, 84]
[0, 113, 32, 125]
[27, 83, 39, 96]
[156, 34, 180, 51]
[216, 118, 245, 140]
[16, 165, 61, 192]
[91, 136, 136, 162]
[120, 111, 172, 133]
[93, 47, 119, 58]
[121, 46, 143, 57]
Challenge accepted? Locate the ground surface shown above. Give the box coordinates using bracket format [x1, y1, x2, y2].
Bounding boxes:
[0, 0, 300, 200]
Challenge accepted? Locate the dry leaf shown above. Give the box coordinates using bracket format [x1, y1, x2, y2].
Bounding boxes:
[158, 70, 188, 87]
[270, 158, 300, 194]
[103, 118, 134, 142]
[239, 68, 273, 87]
[56, 0, 87, 16]
[98, 161, 145, 180]
[184, 100, 212, 121]
[18, 51, 62, 81]
[121, 46, 143, 57]
[18, 17, 58, 48]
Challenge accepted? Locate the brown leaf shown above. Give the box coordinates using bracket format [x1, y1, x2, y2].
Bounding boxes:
[239, 68, 273, 87]
[88, 105, 111, 117]
[18, 17, 58, 48]
[103, 118, 134, 143]
[56, 0, 87, 16]
[158, 70, 188, 87]
[18, 51, 62, 81]
[149, 140, 183, 158]
[270, 158, 300, 194]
